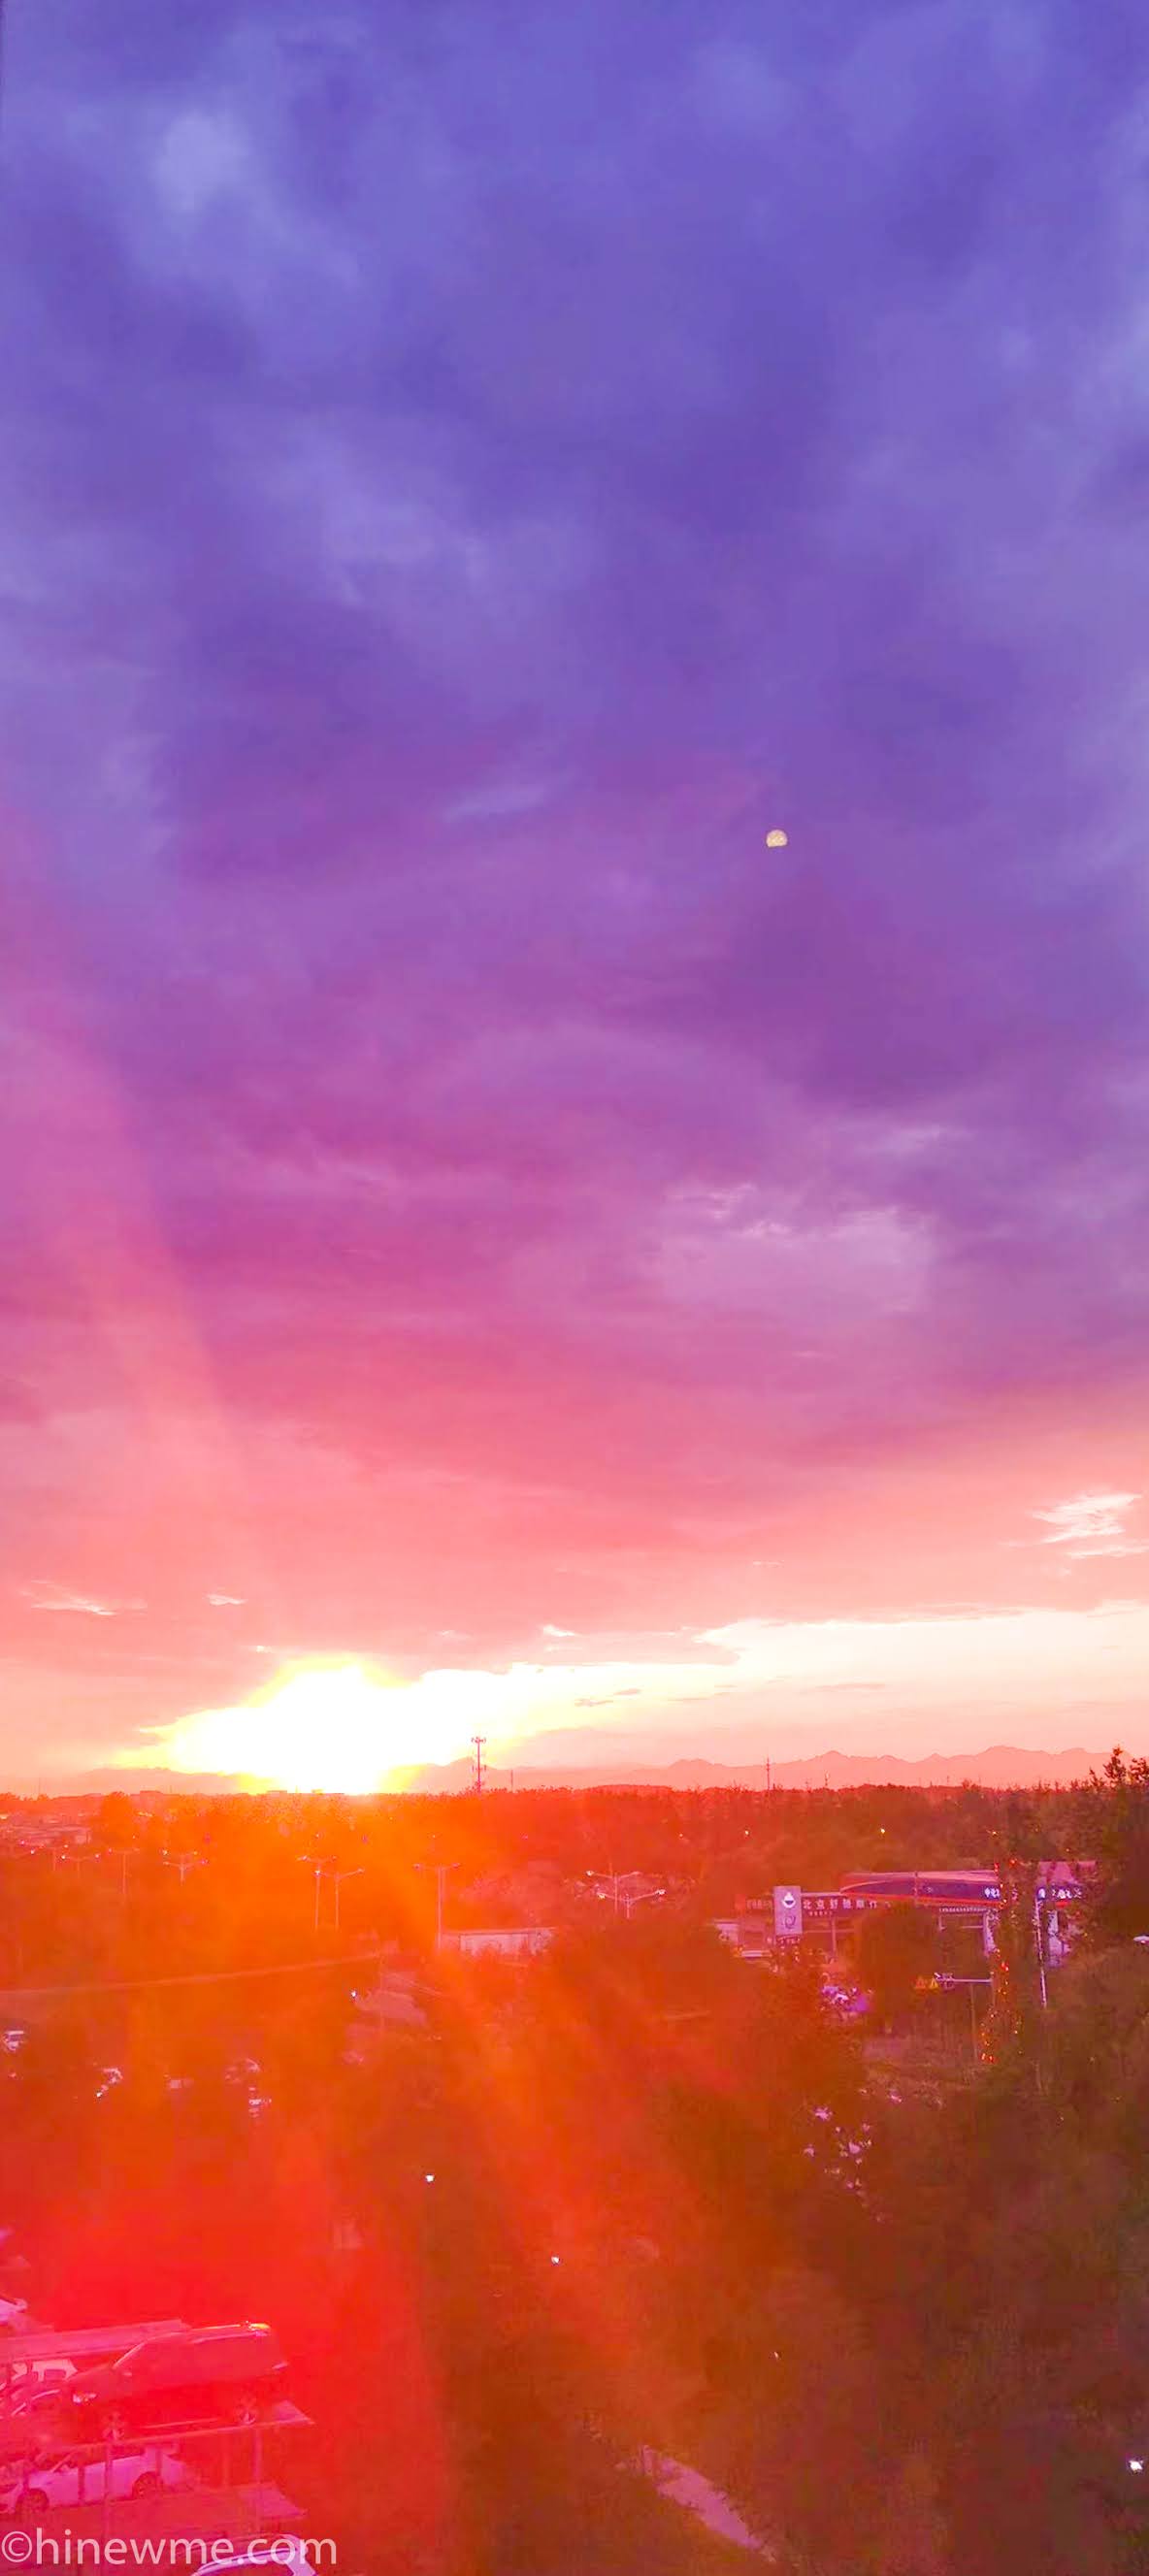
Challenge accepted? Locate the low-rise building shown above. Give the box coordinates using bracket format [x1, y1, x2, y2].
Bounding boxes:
[439, 1926, 553, 1959]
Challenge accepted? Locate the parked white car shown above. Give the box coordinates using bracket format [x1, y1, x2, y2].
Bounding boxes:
[0, 2448, 189, 2516]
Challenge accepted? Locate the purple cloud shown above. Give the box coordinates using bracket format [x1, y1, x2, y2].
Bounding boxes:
[2, 0, 1149, 1765]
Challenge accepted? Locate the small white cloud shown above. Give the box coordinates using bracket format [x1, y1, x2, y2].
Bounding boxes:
[1033, 1492, 1147, 1559]
[542, 1623, 576, 1640]
[207, 1593, 246, 1608]
[152, 108, 251, 228]
[24, 1582, 136, 1618]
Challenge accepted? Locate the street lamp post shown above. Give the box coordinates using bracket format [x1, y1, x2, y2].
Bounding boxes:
[586, 1867, 623, 1916]
[299, 1856, 326, 1934]
[332, 1867, 364, 1933]
[1034, 1896, 1049, 2010]
[587, 1868, 665, 1922]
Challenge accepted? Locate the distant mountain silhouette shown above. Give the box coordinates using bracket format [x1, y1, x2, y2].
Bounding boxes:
[403, 1743, 1098, 1792]
[50, 1744, 1100, 1797]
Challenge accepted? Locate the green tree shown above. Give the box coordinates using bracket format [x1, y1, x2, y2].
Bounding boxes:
[980, 1861, 1045, 2071]
[96, 1790, 139, 1848]
[1076, 1749, 1149, 1941]
[855, 1903, 939, 2028]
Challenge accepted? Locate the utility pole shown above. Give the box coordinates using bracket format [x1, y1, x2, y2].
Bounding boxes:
[471, 1735, 486, 1796]
[414, 1860, 459, 1950]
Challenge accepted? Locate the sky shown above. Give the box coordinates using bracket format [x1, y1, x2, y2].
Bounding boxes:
[2, 0, 1149, 1790]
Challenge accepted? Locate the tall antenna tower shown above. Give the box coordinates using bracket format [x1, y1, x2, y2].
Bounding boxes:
[471, 1734, 486, 1795]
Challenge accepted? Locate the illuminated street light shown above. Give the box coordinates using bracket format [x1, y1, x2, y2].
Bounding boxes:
[298, 1855, 363, 1932]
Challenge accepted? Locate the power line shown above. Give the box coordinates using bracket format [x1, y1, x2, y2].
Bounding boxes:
[0, 1948, 378, 2003]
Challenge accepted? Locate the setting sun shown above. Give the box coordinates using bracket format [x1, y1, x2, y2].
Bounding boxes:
[132, 1659, 471, 1793]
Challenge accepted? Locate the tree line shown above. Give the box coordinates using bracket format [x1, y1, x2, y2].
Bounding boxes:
[2, 1759, 1149, 2569]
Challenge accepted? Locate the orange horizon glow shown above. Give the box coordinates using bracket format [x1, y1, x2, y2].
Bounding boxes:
[99, 1583, 1149, 1793]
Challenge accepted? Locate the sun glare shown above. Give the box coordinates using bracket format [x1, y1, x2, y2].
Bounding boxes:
[143, 1660, 471, 1793]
